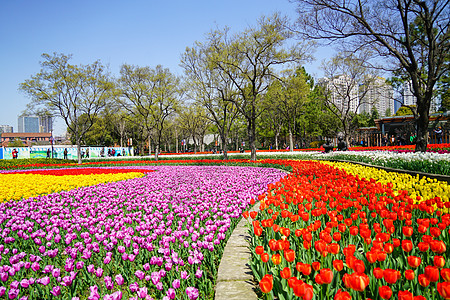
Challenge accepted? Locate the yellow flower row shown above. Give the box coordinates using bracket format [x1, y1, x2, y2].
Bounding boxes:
[321, 161, 450, 203]
[0, 172, 145, 202]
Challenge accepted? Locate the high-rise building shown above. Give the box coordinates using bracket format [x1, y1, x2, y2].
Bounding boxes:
[403, 80, 417, 106]
[18, 116, 39, 133]
[39, 115, 53, 133]
[17, 115, 53, 133]
[0, 125, 13, 133]
[319, 75, 360, 114]
[360, 77, 394, 117]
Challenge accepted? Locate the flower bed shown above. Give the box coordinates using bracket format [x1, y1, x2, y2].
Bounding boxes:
[247, 160, 450, 299]
[0, 165, 285, 299]
[0, 168, 153, 203]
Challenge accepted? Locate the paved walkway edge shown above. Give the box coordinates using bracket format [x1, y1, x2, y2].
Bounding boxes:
[214, 204, 259, 300]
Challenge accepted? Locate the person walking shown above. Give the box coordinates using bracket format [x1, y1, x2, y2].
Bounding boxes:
[46, 148, 51, 158]
[12, 148, 18, 159]
[434, 127, 443, 144]
[64, 148, 68, 160]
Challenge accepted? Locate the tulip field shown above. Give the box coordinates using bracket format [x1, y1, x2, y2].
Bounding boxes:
[0, 155, 450, 300]
[246, 160, 450, 300]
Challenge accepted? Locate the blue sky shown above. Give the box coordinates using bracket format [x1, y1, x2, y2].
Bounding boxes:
[0, 0, 332, 135]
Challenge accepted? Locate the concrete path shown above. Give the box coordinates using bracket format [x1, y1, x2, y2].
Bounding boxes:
[215, 205, 258, 300]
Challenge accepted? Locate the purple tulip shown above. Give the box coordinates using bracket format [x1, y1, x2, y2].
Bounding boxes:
[31, 262, 40, 272]
[135, 270, 145, 280]
[181, 271, 189, 280]
[95, 267, 103, 278]
[129, 282, 139, 292]
[89, 285, 100, 300]
[52, 268, 61, 278]
[0, 272, 8, 282]
[8, 288, 19, 299]
[185, 287, 199, 300]
[0, 286, 5, 297]
[103, 256, 111, 264]
[50, 286, 61, 297]
[166, 288, 176, 299]
[172, 279, 180, 289]
[87, 264, 95, 273]
[115, 274, 124, 286]
[76, 261, 84, 270]
[195, 268, 203, 279]
[111, 291, 122, 300]
[10, 281, 19, 289]
[137, 287, 148, 299]
[20, 279, 29, 289]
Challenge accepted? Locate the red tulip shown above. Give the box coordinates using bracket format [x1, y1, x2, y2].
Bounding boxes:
[259, 274, 273, 293]
[393, 238, 401, 248]
[242, 211, 249, 219]
[417, 242, 429, 252]
[377, 251, 387, 262]
[255, 246, 264, 255]
[261, 252, 269, 263]
[349, 272, 369, 292]
[413, 296, 426, 300]
[383, 269, 400, 284]
[292, 278, 307, 298]
[312, 261, 321, 271]
[379, 285, 393, 299]
[284, 249, 295, 262]
[373, 267, 384, 279]
[418, 274, 430, 287]
[407, 256, 422, 268]
[398, 291, 413, 300]
[319, 268, 333, 284]
[404, 269, 415, 281]
[384, 243, 394, 254]
[254, 226, 263, 236]
[434, 256, 446, 268]
[333, 232, 342, 242]
[334, 289, 351, 300]
[353, 259, 365, 273]
[333, 260, 344, 272]
[302, 263, 312, 276]
[402, 226, 413, 237]
[430, 227, 441, 238]
[430, 240, 447, 254]
[366, 251, 377, 264]
[442, 268, 450, 282]
[280, 267, 291, 279]
[438, 282, 450, 299]
[402, 240, 413, 253]
[249, 211, 258, 219]
[425, 265, 440, 282]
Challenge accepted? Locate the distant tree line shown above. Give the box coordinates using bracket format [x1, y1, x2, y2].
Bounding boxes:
[20, 1, 449, 162]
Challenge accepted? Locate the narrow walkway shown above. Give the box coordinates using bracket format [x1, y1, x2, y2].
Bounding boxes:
[215, 205, 258, 300]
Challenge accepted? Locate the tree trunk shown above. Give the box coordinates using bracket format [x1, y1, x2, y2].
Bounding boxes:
[248, 118, 257, 161]
[76, 138, 82, 165]
[221, 133, 228, 160]
[155, 144, 159, 161]
[275, 133, 279, 150]
[148, 136, 152, 156]
[415, 100, 430, 152]
[289, 127, 294, 152]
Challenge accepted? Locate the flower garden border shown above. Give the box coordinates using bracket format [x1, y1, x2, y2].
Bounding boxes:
[326, 159, 450, 184]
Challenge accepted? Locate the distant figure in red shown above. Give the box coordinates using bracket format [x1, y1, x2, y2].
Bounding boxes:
[12, 148, 18, 159]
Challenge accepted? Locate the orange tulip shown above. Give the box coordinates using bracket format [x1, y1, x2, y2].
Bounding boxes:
[398, 291, 413, 300]
[438, 282, 450, 299]
[259, 274, 273, 293]
[271, 253, 281, 265]
[319, 268, 333, 284]
[280, 267, 291, 279]
[349, 272, 370, 292]
[441, 268, 450, 282]
[435, 256, 446, 268]
[333, 259, 344, 272]
[383, 269, 400, 284]
[407, 256, 422, 268]
[404, 269, 415, 281]
[379, 285, 393, 299]
[418, 274, 430, 287]
[284, 248, 295, 262]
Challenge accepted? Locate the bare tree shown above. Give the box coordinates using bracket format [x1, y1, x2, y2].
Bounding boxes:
[20, 53, 113, 164]
[293, 0, 450, 152]
[206, 14, 312, 160]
